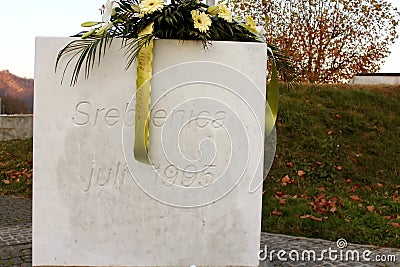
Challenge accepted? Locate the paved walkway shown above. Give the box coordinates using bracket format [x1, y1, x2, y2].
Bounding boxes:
[0, 196, 31, 267]
[1, 195, 400, 267]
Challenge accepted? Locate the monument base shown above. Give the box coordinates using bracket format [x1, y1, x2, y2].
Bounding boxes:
[33, 37, 267, 267]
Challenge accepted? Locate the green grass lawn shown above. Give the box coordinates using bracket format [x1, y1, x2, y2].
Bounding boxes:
[0, 84, 399, 248]
[263, 84, 400, 248]
[0, 138, 32, 198]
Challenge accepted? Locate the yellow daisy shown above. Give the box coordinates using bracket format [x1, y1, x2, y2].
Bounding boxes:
[191, 10, 212, 33]
[217, 4, 232, 23]
[139, 0, 164, 17]
[245, 16, 258, 34]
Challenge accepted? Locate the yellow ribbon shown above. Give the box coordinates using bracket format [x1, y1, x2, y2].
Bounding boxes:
[134, 22, 154, 164]
[265, 61, 279, 136]
[133, 30, 279, 163]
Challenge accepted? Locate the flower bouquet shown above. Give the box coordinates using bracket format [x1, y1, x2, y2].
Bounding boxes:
[56, 0, 268, 85]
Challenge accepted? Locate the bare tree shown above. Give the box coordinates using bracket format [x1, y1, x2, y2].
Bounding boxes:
[228, 0, 400, 83]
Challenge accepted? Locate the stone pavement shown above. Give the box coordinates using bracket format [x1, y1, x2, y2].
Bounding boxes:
[1, 195, 399, 267]
[0, 196, 31, 267]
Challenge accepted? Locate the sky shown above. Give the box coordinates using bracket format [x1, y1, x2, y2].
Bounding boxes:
[0, 0, 399, 79]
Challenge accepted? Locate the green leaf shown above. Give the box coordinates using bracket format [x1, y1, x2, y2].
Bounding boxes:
[81, 29, 96, 39]
[81, 21, 101, 27]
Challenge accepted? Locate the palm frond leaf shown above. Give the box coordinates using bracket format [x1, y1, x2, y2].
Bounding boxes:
[123, 33, 155, 70]
[55, 33, 113, 86]
[267, 43, 300, 86]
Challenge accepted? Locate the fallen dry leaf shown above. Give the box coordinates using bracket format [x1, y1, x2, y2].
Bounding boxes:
[297, 170, 306, 177]
[301, 194, 310, 199]
[309, 194, 343, 215]
[350, 195, 361, 202]
[345, 179, 352, 183]
[300, 214, 323, 221]
[275, 191, 286, 197]
[366, 206, 375, 213]
[327, 130, 333, 135]
[287, 162, 294, 168]
[282, 175, 291, 183]
[270, 209, 283, 216]
[389, 222, 399, 229]
[337, 166, 343, 171]
[316, 162, 323, 166]
[275, 194, 290, 199]
[377, 183, 384, 187]
[279, 198, 287, 206]
[349, 184, 361, 193]
[281, 175, 295, 186]
[2, 179, 10, 185]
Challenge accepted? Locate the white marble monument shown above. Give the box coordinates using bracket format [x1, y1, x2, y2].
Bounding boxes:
[33, 37, 267, 266]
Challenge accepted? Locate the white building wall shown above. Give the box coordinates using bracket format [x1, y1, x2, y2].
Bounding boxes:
[350, 76, 400, 85]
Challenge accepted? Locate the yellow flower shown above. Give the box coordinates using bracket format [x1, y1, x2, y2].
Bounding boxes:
[191, 10, 212, 33]
[139, 0, 164, 17]
[243, 16, 265, 41]
[245, 16, 258, 33]
[217, 4, 232, 23]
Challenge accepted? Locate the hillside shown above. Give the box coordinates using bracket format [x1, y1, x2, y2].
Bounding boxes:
[263, 84, 400, 248]
[0, 70, 33, 113]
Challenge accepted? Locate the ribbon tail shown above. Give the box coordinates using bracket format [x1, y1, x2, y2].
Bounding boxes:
[265, 61, 279, 136]
[134, 22, 154, 164]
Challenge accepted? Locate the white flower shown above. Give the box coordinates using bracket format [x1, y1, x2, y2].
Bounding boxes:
[101, 0, 118, 23]
[256, 26, 266, 35]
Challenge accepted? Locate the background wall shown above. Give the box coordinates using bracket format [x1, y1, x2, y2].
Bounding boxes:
[351, 75, 400, 85]
[0, 115, 33, 141]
